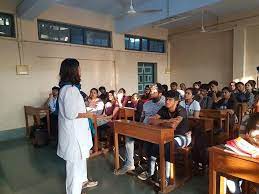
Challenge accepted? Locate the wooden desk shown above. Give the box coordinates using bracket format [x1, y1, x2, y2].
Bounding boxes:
[237, 103, 249, 124]
[118, 107, 135, 121]
[209, 146, 259, 194]
[24, 106, 50, 137]
[84, 112, 104, 158]
[200, 109, 230, 138]
[188, 117, 214, 145]
[114, 120, 175, 193]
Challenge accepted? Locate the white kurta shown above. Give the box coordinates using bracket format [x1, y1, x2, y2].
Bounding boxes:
[57, 85, 93, 162]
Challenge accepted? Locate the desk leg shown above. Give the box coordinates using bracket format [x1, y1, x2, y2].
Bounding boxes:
[114, 132, 119, 171]
[46, 113, 51, 137]
[24, 110, 29, 137]
[169, 141, 175, 185]
[159, 143, 166, 192]
[219, 176, 227, 194]
[94, 123, 98, 153]
[209, 152, 216, 194]
[226, 114, 230, 139]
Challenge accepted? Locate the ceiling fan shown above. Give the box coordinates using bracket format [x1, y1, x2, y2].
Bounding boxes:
[115, 0, 162, 19]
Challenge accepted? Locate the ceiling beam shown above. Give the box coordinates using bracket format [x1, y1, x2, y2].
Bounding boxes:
[16, 0, 56, 20]
[115, 0, 223, 33]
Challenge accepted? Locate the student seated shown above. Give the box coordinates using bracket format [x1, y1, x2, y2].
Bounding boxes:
[179, 88, 201, 118]
[126, 93, 143, 122]
[99, 86, 109, 104]
[43, 86, 60, 137]
[208, 80, 222, 103]
[116, 83, 165, 175]
[213, 87, 237, 112]
[117, 88, 130, 108]
[229, 81, 237, 94]
[167, 82, 181, 99]
[197, 84, 213, 109]
[226, 113, 259, 194]
[162, 84, 168, 96]
[137, 92, 189, 184]
[141, 85, 151, 103]
[235, 82, 254, 108]
[86, 88, 104, 115]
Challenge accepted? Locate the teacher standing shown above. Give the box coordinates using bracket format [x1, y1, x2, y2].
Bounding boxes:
[57, 58, 98, 194]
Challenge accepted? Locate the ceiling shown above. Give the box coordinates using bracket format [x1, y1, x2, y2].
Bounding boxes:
[11, 0, 259, 33]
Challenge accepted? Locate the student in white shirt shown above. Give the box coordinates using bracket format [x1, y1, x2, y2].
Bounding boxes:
[57, 58, 98, 194]
[180, 88, 201, 118]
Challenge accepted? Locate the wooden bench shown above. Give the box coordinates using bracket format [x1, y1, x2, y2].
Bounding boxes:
[24, 106, 50, 137]
[119, 107, 136, 121]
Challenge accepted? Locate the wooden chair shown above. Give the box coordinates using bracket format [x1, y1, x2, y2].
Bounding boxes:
[237, 103, 249, 125]
[24, 106, 50, 137]
[176, 147, 192, 180]
[118, 107, 135, 121]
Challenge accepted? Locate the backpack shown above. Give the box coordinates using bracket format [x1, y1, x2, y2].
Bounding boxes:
[31, 125, 49, 147]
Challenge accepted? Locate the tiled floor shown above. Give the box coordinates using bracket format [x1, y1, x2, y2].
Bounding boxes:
[0, 138, 208, 194]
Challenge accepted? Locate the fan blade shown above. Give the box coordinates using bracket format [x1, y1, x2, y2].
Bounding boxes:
[138, 9, 162, 13]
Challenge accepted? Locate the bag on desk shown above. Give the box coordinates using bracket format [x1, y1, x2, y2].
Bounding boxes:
[31, 125, 49, 147]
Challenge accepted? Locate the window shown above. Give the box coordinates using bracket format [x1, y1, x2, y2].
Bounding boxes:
[38, 20, 111, 48]
[138, 63, 156, 94]
[125, 35, 165, 53]
[0, 12, 15, 37]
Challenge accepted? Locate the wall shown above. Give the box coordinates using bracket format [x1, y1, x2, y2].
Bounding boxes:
[0, 3, 169, 132]
[170, 30, 233, 87]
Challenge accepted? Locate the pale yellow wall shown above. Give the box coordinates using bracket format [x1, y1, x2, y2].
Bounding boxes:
[0, 4, 169, 131]
[170, 31, 233, 88]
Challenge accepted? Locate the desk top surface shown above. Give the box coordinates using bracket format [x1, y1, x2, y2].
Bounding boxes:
[209, 146, 259, 163]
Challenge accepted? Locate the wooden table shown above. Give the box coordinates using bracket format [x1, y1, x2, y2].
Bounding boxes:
[188, 117, 214, 145]
[200, 109, 230, 139]
[24, 106, 50, 137]
[114, 120, 175, 193]
[209, 146, 259, 194]
[118, 107, 136, 121]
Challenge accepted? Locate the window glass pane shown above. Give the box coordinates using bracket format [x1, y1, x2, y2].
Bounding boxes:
[39, 22, 69, 42]
[128, 37, 140, 50]
[142, 38, 148, 51]
[149, 40, 164, 53]
[125, 37, 129, 49]
[85, 30, 110, 47]
[70, 27, 83, 44]
[0, 13, 15, 37]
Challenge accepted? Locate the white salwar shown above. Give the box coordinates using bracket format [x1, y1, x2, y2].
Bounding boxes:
[57, 85, 93, 194]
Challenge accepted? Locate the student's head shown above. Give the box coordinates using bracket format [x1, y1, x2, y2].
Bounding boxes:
[180, 83, 186, 91]
[248, 80, 256, 89]
[90, 88, 98, 99]
[184, 88, 197, 101]
[193, 81, 201, 89]
[131, 93, 140, 104]
[99, 86, 106, 94]
[52, 86, 60, 97]
[245, 113, 259, 146]
[162, 84, 168, 93]
[150, 83, 163, 103]
[209, 80, 219, 92]
[108, 90, 116, 102]
[170, 82, 178, 91]
[222, 87, 231, 100]
[236, 82, 245, 92]
[117, 88, 126, 99]
[245, 82, 253, 92]
[59, 58, 81, 85]
[144, 85, 151, 95]
[165, 92, 180, 111]
[199, 84, 209, 97]
[229, 81, 236, 91]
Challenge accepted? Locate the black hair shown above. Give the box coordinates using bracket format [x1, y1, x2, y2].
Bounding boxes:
[209, 80, 218, 86]
[156, 83, 164, 94]
[99, 86, 106, 91]
[170, 82, 178, 87]
[90, 88, 98, 94]
[118, 88, 126, 94]
[59, 58, 81, 85]
[200, 84, 209, 91]
[222, 87, 231, 93]
[165, 91, 180, 101]
[162, 84, 168, 92]
[52, 86, 60, 91]
[246, 113, 259, 134]
[185, 87, 197, 96]
[236, 82, 244, 86]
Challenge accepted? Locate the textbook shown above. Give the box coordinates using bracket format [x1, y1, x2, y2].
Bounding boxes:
[225, 137, 259, 158]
